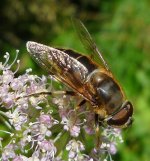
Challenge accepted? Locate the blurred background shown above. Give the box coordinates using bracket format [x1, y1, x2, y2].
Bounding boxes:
[0, 0, 150, 160]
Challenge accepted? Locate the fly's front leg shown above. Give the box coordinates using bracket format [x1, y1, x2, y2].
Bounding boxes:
[76, 99, 86, 110]
[95, 114, 102, 150]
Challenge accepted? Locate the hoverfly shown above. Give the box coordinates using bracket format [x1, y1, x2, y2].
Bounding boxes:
[26, 19, 133, 130]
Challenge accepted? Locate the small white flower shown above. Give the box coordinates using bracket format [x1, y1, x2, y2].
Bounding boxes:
[6, 109, 27, 130]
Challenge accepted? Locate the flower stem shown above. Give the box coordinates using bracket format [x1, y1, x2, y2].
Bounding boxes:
[54, 131, 64, 143]
[0, 111, 13, 130]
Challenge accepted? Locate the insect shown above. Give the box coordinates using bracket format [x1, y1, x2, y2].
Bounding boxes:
[26, 19, 133, 130]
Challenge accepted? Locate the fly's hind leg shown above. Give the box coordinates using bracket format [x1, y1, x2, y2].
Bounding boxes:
[30, 90, 76, 97]
[20, 90, 87, 111]
[16, 90, 77, 100]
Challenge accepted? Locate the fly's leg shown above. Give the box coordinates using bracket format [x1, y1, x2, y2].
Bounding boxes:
[16, 90, 86, 111]
[16, 90, 77, 100]
[95, 114, 102, 150]
[76, 99, 86, 110]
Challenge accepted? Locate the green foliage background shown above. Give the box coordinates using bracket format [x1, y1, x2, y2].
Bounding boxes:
[0, 0, 150, 160]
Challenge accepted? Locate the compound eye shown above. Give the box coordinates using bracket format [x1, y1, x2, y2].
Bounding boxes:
[107, 101, 133, 128]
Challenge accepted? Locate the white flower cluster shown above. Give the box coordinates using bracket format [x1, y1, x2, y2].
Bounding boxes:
[0, 51, 123, 161]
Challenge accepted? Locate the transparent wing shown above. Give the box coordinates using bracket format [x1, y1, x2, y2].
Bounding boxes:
[72, 18, 110, 71]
